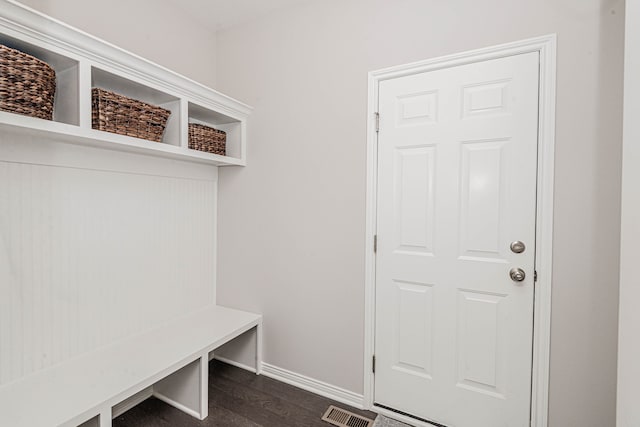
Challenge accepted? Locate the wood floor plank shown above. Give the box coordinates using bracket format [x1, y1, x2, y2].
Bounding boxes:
[208, 374, 327, 427]
[113, 396, 263, 427]
[210, 360, 374, 420]
[113, 361, 376, 427]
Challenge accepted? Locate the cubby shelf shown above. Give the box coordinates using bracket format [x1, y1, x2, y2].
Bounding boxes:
[0, 112, 244, 166]
[0, 0, 251, 166]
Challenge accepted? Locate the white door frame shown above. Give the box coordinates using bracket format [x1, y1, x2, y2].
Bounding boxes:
[363, 34, 556, 427]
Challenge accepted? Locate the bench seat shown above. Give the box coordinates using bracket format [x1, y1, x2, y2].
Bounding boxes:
[0, 305, 262, 427]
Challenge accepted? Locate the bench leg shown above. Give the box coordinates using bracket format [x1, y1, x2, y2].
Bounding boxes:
[256, 321, 263, 375]
[199, 355, 209, 419]
[99, 407, 111, 427]
[152, 355, 208, 420]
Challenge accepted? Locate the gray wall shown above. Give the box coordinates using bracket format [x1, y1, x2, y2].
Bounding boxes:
[17, 0, 218, 88]
[214, 0, 624, 425]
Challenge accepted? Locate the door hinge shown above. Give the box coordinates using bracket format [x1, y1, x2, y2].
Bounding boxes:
[373, 234, 377, 253]
[375, 112, 380, 132]
[534, 270, 538, 282]
[372, 355, 376, 374]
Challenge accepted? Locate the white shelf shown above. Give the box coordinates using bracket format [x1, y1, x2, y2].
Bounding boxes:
[0, 0, 251, 166]
[0, 112, 245, 166]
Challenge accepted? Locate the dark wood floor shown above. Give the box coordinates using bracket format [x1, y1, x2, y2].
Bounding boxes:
[113, 360, 377, 427]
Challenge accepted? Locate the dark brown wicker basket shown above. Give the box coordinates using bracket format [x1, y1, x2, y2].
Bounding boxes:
[188, 123, 226, 156]
[92, 88, 171, 142]
[0, 44, 56, 120]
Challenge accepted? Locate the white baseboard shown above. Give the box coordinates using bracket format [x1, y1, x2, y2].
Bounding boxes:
[111, 387, 153, 418]
[260, 362, 364, 409]
[213, 355, 257, 374]
[153, 391, 202, 420]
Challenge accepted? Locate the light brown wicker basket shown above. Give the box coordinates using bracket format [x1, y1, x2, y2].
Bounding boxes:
[0, 44, 56, 120]
[188, 123, 226, 156]
[91, 88, 171, 142]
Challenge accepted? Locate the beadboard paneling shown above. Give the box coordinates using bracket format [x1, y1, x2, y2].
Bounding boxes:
[0, 136, 217, 385]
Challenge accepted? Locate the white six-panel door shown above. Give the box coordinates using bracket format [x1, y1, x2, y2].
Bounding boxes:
[374, 52, 540, 427]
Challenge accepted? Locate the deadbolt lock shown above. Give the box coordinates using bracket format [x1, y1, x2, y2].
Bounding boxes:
[510, 241, 526, 254]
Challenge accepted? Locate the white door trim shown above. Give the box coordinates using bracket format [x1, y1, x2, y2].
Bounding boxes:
[363, 34, 556, 427]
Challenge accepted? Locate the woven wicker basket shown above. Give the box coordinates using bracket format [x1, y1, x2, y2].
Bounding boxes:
[188, 123, 226, 156]
[0, 44, 56, 120]
[92, 88, 171, 142]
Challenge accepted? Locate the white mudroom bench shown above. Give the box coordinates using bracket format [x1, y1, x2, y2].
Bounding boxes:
[0, 305, 262, 427]
[0, 3, 260, 427]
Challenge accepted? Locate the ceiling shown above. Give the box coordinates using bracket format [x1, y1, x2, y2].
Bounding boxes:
[166, 0, 311, 31]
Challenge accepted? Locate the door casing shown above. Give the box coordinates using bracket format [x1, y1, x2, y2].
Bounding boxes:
[363, 35, 556, 427]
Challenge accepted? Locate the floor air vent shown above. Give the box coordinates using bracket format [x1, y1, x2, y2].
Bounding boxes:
[322, 405, 374, 427]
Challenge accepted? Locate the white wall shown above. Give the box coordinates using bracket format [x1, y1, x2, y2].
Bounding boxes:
[0, 131, 218, 385]
[16, 0, 217, 88]
[214, 1, 624, 425]
[617, 0, 639, 425]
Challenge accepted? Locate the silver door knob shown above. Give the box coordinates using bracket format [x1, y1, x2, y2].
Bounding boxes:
[510, 268, 526, 282]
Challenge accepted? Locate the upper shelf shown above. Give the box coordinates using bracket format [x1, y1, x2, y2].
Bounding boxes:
[0, 0, 251, 166]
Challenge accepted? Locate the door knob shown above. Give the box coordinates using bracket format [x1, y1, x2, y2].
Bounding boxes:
[509, 268, 526, 282]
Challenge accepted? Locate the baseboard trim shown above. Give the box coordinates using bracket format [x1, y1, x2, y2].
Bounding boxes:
[153, 391, 202, 420]
[111, 387, 153, 418]
[260, 362, 364, 409]
[213, 355, 257, 374]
